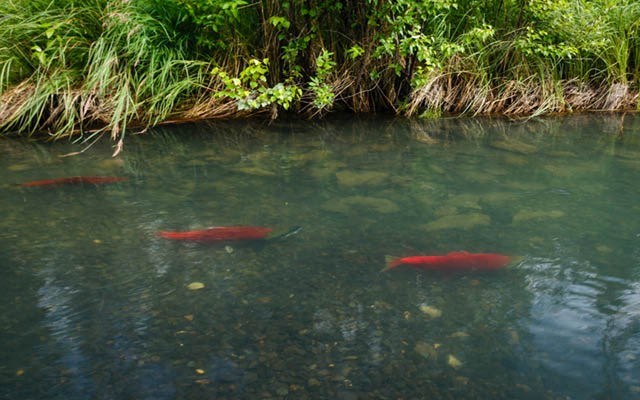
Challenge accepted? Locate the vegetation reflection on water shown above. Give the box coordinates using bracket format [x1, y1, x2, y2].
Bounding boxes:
[1, 115, 639, 400]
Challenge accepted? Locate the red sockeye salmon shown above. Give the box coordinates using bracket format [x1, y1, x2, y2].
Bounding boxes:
[383, 251, 514, 272]
[157, 226, 273, 242]
[20, 176, 127, 187]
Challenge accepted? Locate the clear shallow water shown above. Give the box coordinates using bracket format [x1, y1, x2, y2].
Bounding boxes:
[1, 114, 639, 400]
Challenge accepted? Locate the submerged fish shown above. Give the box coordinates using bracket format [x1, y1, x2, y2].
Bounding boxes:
[158, 225, 302, 243]
[20, 176, 127, 187]
[157, 225, 275, 242]
[383, 251, 514, 272]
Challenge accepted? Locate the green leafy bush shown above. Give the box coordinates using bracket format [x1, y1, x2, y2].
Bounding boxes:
[0, 0, 637, 142]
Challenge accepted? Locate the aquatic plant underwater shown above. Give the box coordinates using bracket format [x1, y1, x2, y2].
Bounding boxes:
[0, 0, 639, 152]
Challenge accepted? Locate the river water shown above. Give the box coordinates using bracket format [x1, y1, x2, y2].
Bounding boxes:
[1, 114, 639, 399]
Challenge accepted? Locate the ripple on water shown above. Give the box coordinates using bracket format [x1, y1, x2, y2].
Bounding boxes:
[522, 257, 636, 397]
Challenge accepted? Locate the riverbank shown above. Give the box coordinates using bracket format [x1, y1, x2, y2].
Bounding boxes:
[1, 0, 638, 153]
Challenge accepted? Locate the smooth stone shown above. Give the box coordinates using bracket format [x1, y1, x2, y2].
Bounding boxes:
[98, 158, 125, 169]
[421, 213, 491, 231]
[322, 196, 400, 214]
[290, 149, 328, 163]
[310, 160, 348, 179]
[513, 209, 565, 223]
[185, 159, 207, 167]
[503, 154, 528, 165]
[419, 304, 442, 319]
[434, 206, 458, 218]
[335, 170, 389, 186]
[448, 194, 482, 209]
[233, 166, 276, 176]
[310, 167, 335, 180]
[480, 192, 517, 205]
[459, 169, 494, 183]
[595, 245, 613, 253]
[547, 150, 577, 158]
[307, 378, 321, 387]
[8, 164, 31, 171]
[447, 354, 463, 369]
[414, 341, 437, 359]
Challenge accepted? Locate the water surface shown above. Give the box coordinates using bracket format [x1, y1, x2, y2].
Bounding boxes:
[1, 114, 640, 399]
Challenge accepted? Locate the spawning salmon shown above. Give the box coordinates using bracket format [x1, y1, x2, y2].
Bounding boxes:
[157, 226, 273, 242]
[20, 176, 127, 187]
[383, 251, 514, 272]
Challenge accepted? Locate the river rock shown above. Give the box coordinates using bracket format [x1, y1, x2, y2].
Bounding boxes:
[185, 159, 208, 167]
[322, 196, 400, 214]
[503, 154, 528, 166]
[98, 158, 125, 169]
[290, 149, 328, 163]
[233, 166, 276, 176]
[512, 209, 565, 223]
[414, 341, 437, 359]
[421, 213, 491, 231]
[543, 164, 573, 177]
[547, 150, 577, 158]
[335, 170, 389, 187]
[310, 160, 348, 179]
[480, 192, 517, 205]
[419, 304, 442, 319]
[8, 163, 31, 171]
[434, 206, 458, 218]
[459, 169, 494, 183]
[307, 378, 321, 387]
[447, 354, 463, 369]
[448, 194, 482, 210]
[310, 167, 335, 180]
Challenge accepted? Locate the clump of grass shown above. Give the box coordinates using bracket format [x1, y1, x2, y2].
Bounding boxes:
[0, 0, 213, 152]
[0, 0, 102, 135]
[82, 0, 211, 152]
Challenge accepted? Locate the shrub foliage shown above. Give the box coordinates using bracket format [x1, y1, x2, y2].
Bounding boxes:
[0, 0, 638, 146]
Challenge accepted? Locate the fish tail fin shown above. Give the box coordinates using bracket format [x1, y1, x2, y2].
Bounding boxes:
[268, 226, 302, 242]
[509, 255, 525, 266]
[381, 255, 401, 272]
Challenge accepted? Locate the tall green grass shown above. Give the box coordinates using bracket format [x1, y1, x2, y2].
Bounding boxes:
[0, 0, 213, 152]
[0, 0, 638, 146]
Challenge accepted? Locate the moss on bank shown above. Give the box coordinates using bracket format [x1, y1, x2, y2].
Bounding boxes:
[0, 0, 638, 152]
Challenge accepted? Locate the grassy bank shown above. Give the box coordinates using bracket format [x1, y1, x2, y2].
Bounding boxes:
[0, 0, 638, 151]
